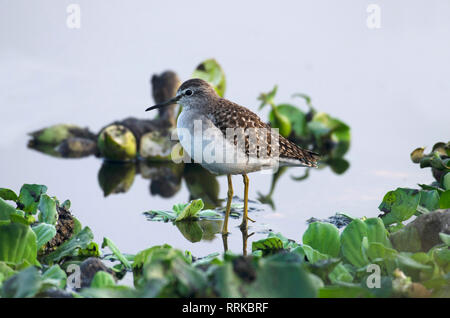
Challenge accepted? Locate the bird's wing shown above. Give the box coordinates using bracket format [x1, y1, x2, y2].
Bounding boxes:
[209, 98, 320, 167]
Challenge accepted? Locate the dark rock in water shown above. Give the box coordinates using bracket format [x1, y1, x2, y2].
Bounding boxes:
[56, 137, 98, 158]
[390, 209, 450, 252]
[307, 213, 353, 229]
[79, 257, 116, 288]
[232, 256, 256, 283]
[151, 71, 181, 127]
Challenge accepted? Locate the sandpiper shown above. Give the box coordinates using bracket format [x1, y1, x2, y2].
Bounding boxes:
[146, 78, 320, 233]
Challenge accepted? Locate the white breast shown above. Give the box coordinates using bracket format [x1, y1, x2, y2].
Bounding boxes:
[177, 109, 278, 175]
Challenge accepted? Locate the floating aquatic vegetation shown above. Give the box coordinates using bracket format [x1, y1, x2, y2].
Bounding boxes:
[0, 177, 449, 298]
[258, 87, 351, 167]
[410, 141, 450, 209]
[29, 124, 94, 146]
[144, 199, 222, 222]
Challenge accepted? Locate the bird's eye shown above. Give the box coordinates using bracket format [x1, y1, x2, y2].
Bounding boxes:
[185, 89, 193, 96]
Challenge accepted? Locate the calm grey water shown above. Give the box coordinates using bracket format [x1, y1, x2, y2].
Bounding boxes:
[1, 1, 449, 257]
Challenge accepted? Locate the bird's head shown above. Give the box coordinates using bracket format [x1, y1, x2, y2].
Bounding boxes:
[146, 78, 217, 112]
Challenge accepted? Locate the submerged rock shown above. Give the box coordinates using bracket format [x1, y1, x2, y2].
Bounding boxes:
[139, 130, 174, 161]
[97, 125, 137, 161]
[56, 137, 97, 158]
[79, 257, 116, 288]
[390, 209, 450, 252]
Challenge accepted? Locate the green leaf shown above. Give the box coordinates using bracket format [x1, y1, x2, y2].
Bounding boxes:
[175, 221, 203, 243]
[197, 209, 222, 219]
[330, 127, 351, 158]
[397, 253, 432, 271]
[0, 198, 19, 221]
[37, 194, 58, 225]
[211, 262, 244, 297]
[439, 190, 450, 209]
[78, 241, 101, 257]
[61, 199, 71, 210]
[292, 93, 313, 107]
[44, 227, 94, 263]
[269, 104, 306, 136]
[378, 188, 421, 225]
[365, 242, 397, 261]
[192, 59, 226, 97]
[247, 255, 317, 297]
[340, 219, 369, 267]
[258, 85, 278, 110]
[302, 222, 340, 257]
[90, 271, 116, 288]
[17, 184, 47, 214]
[102, 237, 131, 270]
[173, 203, 189, 215]
[327, 158, 350, 175]
[133, 244, 190, 270]
[0, 222, 39, 266]
[301, 244, 329, 263]
[329, 263, 354, 283]
[0, 188, 18, 202]
[42, 265, 67, 289]
[0, 262, 17, 285]
[144, 209, 176, 222]
[364, 217, 391, 248]
[29, 124, 82, 145]
[1, 266, 42, 298]
[418, 190, 440, 212]
[270, 107, 292, 137]
[439, 233, 450, 246]
[193, 252, 221, 267]
[251, 237, 284, 256]
[32, 223, 56, 250]
[442, 173, 450, 191]
[175, 199, 204, 221]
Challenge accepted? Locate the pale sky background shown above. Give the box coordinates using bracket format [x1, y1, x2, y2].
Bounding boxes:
[0, 1, 449, 255]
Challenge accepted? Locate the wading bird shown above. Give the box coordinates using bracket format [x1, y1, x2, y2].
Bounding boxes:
[146, 79, 319, 234]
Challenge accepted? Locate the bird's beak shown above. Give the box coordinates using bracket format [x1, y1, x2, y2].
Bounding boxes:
[145, 95, 181, 112]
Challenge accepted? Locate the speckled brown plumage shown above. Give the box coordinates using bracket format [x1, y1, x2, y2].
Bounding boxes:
[207, 98, 320, 167]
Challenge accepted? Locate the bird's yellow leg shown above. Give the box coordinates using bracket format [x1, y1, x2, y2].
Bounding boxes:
[221, 174, 233, 235]
[240, 174, 255, 230]
[241, 228, 255, 256]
